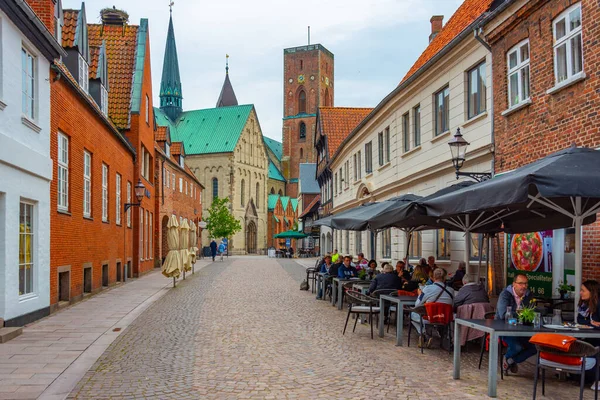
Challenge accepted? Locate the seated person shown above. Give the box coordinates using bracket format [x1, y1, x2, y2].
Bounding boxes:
[450, 261, 467, 288]
[320, 255, 332, 274]
[403, 265, 428, 292]
[396, 261, 411, 283]
[411, 268, 454, 346]
[338, 256, 358, 279]
[331, 249, 340, 264]
[495, 273, 536, 374]
[368, 263, 402, 295]
[577, 280, 600, 328]
[356, 252, 369, 270]
[366, 259, 379, 279]
[453, 274, 489, 311]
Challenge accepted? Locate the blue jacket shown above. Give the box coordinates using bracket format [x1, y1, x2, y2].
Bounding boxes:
[320, 263, 331, 274]
[338, 264, 357, 279]
[495, 285, 532, 320]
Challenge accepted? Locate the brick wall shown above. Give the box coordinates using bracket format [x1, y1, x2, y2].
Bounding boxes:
[488, 0, 600, 280]
[50, 71, 135, 308]
[26, 0, 54, 33]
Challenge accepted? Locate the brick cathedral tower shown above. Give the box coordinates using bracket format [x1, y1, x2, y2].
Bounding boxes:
[282, 44, 334, 198]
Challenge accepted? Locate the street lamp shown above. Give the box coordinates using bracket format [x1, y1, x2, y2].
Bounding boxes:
[448, 128, 492, 182]
[317, 205, 324, 218]
[122, 179, 145, 281]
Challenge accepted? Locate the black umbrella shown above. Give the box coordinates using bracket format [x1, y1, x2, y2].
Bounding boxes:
[423, 147, 600, 304]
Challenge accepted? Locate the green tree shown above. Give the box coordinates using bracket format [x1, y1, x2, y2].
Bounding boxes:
[206, 197, 242, 240]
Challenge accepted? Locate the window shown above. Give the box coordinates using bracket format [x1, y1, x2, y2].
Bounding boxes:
[149, 212, 153, 259]
[435, 86, 450, 135]
[22, 48, 35, 119]
[299, 122, 306, 139]
[553, 4, 583, 84]
[179, 178, 183, 193]
[145, 94, 149, 124]
[467, 62, 486, 119]
[378, 131, 384, 165]
[116, 173, 121, 225]
[385, 127, 390, 163]
[165, 142, 170, 157]
[83, 151, 91, 217]
[436, 229, 451, 259]
[300, 59, 303, 70]
[179, 155, 184, 169]
[212, 178, 218, 200]
[409, 231, 422, 258]
[19, 202, 34, 296]
[382, 229, 391, 258]
[298, 90, 306, 114]
[57, 133, 69, 211]
[338, 168, 343, 192]
[78, 54, 89, 94]
[102, 164, 108, 222]
[344, 161, 349, 189]
[139, 208, 143, 260]
[334, 173, 338, 195]
[100, 85, 108, 116]
[241, 179, 245, 206]
[413, 105, 421, 147]
[256, 183, 260, 208]
[145, 210, 149, 259]
[172, 173, 175, 191]
[141, 147, 150, 181]
[185, 180, 188, 195]
[507, 40, 530, 108]
[353, 154, 357, 181]
[163, 167, 167, 187]
[365, 142, 373, 173]
[357, 151, 362, 179]
[355, 231, 362, 253]
[402, 113, 410, 152]
[127, 181, 131, 227]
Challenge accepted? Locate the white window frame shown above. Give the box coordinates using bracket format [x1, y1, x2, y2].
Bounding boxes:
[127, 181, 131, 227]
[145, 94, 149, 124]
[467, 61, 486, 119]
[102, 164, 108, 222]
[552, 3, 583, 84]
[78, 53, 89, 94]
[21, 47, 36, 120]
[165, 142, 170, 157]
[100, 85, 108, 115]
[378, 131, 384, 166]
[179, 177, 183, 193]
[116, 173, 121, 225]
[19, 201, 35, 296]
[57, 132, 69, 211]
[507, 40, 530, 108]
[434, 86, 450, 136]
[83, 151, 91, 217]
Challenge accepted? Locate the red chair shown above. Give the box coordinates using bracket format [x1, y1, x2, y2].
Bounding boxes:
[408, 302, 453, 353]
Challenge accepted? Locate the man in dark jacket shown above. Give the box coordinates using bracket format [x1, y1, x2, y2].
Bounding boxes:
[495, 273, 535, 373]
[210, 239, 217, 262]
[453, 274, 489, 311]
[368, 264, 403, 294]
[338, 256, 357, 279]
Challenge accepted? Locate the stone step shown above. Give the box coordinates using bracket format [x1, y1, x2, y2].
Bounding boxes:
[0, 327, 23, 343]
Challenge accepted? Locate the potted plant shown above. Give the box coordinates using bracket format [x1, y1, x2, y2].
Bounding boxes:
[517, 305, 536, 326]
[358, 269, 367, 281]
[557, 281, 574, 299]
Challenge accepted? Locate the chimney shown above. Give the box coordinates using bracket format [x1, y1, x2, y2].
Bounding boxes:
[100, 6, 129, 26]
[429, 15, 444, 42]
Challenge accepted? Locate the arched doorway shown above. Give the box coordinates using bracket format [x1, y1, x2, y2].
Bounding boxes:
[246, 221, 257, 254]
[161, 215, 169, 263]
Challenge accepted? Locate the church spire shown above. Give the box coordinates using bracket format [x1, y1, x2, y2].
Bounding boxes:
[216, 54, 238, 108]
[159, 3, 183, 121]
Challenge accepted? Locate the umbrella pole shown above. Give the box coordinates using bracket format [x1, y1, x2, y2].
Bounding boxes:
[465, 215, 472, 280]
[404, 229, 412, 261]
[575, 197, 582, 306]
[173, 276, 176, 288]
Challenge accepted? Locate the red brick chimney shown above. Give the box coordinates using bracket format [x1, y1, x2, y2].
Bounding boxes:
[25, 0, 56, 34]
[429, 15, 444, 42]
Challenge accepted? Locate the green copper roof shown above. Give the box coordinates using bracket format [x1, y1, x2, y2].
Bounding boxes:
[268, 194, 279, 211]
[268, 160, 286, 182]
[273, 215, 279, 223]
[130, 19, 148, 113]
[159, 13, 182, 120]
[280, 196, 290, 211]
[264, 137, 283, 161]
[290, 198, 298, 213]
[155, 105, 253, 154]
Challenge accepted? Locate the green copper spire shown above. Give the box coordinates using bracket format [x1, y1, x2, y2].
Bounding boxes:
[159, 8, 183, 121]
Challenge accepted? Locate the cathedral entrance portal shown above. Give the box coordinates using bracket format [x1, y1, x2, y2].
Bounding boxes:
[246, 221, 257, 254]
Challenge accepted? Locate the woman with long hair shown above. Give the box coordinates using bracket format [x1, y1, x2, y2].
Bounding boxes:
[578, 280, 600, 327]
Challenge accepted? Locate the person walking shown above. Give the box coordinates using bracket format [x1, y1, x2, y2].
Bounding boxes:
[210, 239, 218, 262]
[218, 241, 226, 261]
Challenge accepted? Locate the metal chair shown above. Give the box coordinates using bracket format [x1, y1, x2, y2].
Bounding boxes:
[478, 311, 506, 380]
[306, 267, 317, 294]
[342, 290, 380, 339]
[407, 303, 454, 353]
[532, 338, 599, 400]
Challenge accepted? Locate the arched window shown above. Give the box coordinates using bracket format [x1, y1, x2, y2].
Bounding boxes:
[298, 90, 306, 114]
[300, 148, 304, 160]
[324, 88, 330, 107]
[270, 187, 275, 194]
[241, 179, 245, 207]
[212, 178, 218, 200]
[256, 182, 260, 209]
[299, 122, 306, 139]
[278, 189, 283, 196]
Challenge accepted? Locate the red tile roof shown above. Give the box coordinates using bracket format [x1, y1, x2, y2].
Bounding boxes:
[400, 0, 495, 84]
[155, 126, 168, 142]
[170, 142, 182, 156]
[318, 107, 373, 158]
[87, 23, 139, 130]
[89, 45, 100, 78]
[154, 144, 202, 186]
[299, 195, 320, 219]
[62, 9, 78, 48]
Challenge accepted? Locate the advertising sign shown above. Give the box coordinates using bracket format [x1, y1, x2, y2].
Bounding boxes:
[507, 231, 553, 297]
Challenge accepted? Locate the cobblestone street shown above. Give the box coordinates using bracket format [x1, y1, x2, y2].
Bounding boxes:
[62, 257, 595, 399]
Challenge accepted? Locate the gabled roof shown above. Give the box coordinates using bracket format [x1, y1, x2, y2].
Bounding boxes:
[298, 163, 319, 194]
[280, 196, 290, 212]
[400, 0, 495, 84]
[156, 126, 170, 143]
[89, 41, 109, 88]
[154, 144, 202, 187]
[317, 107, 373, 158]
[62, 9, 78, 47]
[216, 68, 238, 108]
[88, 22, 139, 129]
[290, 198, 298, 213]
[171, 142, 184, 156]
[268, 160, 286, 182]
[264, 137, 283, 161]
[268, 194, 280, 211]
[154, 104, 254, 155]
[299, 194, 320, 218]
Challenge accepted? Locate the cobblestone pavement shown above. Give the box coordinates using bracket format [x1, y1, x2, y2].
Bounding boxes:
[69, 257, 596, 399]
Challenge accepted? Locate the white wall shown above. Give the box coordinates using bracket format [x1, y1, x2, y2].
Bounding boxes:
[0, 12, 52, 322]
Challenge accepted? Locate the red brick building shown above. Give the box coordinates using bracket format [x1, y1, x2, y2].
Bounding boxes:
[154, 127, 203, 264]
[485, 0, 600, 279]
[48, 3, 136, 309]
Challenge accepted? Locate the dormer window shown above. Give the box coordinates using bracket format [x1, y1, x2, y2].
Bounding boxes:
[78, 54, 89, 94]
[54, 0, 63, 41]
[179, 155, 184, 168]
[165, 143, 170, 157]
[100, 85, 108, 115]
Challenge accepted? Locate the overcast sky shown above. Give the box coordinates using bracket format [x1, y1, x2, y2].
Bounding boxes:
[71, 0, 462, 141]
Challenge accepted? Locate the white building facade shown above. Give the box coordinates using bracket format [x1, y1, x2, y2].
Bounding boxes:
[329, 8, 495, 277]
[0, 0, 64, 326]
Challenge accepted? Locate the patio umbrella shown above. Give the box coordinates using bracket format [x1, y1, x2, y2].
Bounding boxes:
[189, 221, 197, 265]
[162, 215, 181, 278]
[180, 219, 191, 272]
[274, 230, 309, 239]
[313, 215, 333, 227]
[423, 147, 600, 304]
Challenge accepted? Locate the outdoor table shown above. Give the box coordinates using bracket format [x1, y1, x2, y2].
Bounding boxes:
[378, 295, 418, 346]
[316, 273, 328, 301]
[332, 278, 364, 310]
[453, 318, 600, 398]
[352, 282, 370, 294]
